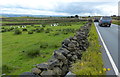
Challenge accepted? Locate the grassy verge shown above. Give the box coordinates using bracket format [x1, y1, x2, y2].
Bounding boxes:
[0, 33, 2, 76]
[112, 20, 120, 25]
[70, 23, 106, 75]
[2, 21, 86, 75]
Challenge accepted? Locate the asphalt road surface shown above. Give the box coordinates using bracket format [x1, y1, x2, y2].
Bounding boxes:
[94, 22, 119, 76]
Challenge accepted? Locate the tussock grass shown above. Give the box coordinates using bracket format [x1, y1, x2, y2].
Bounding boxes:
[71, 23, 105, 75]
[28, 31, 33, 34]
[25, 46, 40, 58]
[22, 28, 27, 31]
[2, 64, 15, 74]
[14, 29, 22, 35]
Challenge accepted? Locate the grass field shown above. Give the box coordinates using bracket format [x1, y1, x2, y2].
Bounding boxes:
[2, 20, 86, 75]
[70, 23, 106, 75]
[112, 20, 120, 25]
[0, 33, 2, 76]
[1, 17, 81, 25]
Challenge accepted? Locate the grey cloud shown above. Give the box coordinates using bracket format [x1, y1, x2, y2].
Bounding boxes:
[53, 2, 114, 15]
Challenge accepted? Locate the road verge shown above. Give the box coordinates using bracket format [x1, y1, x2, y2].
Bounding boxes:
[70, 23, 105, 75]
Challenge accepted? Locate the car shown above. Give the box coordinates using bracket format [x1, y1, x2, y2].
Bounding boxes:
[98, 16, 112, 27]
[94, 17, 99, 22]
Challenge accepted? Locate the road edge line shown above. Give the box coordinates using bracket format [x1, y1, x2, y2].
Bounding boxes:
[94, 23, 119, 76]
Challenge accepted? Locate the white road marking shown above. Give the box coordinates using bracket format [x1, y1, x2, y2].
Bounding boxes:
[94, 23, 119, 76]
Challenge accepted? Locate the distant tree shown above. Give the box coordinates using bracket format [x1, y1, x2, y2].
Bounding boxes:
[71, 16, 74, 18]
[112, 15, 116, 17]
[88, 16, 90, 17]
[75, 15, 79, 18]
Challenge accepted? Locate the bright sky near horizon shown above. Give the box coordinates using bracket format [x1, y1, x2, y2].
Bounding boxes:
[0, 0, 119, 16]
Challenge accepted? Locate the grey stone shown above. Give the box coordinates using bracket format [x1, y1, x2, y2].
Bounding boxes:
[71, 40, 79, 47]
[62, 59, 68, 65]
[75, 51, 82, 58]
[68, 43, 75, 48]
[71, 57, 76, 61]
[48, 58, 63, 68]
[61, 65, 68, 75]
[53, 67, 62, 75]
[62, 44, 68, 48]
[67, 54, 72, 59]
[41, 70, 55, 77]
[73, 36, 77, 40]
[81, 40, 86, 44]
[57, 48, 70, 57]
[73, 55, 78, 60]
[31, 68, 42, 74]
[62, 39, 71, 47]
[70, 52, 76, 55]
[36, 62, 50, 70]
[60, 48, 70, 53]
[54, 50, 67, 60]
[67, 47, 74, 51]
[68, 61, 73, 65]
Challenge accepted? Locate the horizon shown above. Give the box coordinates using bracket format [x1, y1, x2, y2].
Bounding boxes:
[1, 13, 118, 18]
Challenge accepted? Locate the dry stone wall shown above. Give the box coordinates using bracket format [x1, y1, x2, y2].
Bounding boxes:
[20, 20, 92, 77]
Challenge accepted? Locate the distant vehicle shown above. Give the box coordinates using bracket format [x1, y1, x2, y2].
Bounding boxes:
[94, 17, 99, 22]
[99, 16, 112, 27]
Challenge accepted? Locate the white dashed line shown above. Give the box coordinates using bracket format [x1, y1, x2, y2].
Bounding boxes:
[94, 23, 119, 76]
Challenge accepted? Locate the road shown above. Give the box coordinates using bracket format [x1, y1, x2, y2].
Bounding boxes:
[94, 22, 119, 76]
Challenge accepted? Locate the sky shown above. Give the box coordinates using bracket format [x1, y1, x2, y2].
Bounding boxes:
[0, 0, 119, 16]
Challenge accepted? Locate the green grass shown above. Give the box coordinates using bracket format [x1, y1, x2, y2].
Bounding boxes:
[1, 17, 81, 25]
[112, 20, 120, 25]
[2, 21, 85, 75]
[70, 23, 105, 76]
[1, 21, 43, 24]
[0, 33, 2, 76]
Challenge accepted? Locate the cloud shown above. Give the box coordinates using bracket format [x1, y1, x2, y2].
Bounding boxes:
[0, 0, 118, 16]
[95, 3, 118, 16]
[1, 7, 70, 16]
[54, 2, 102, 14]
